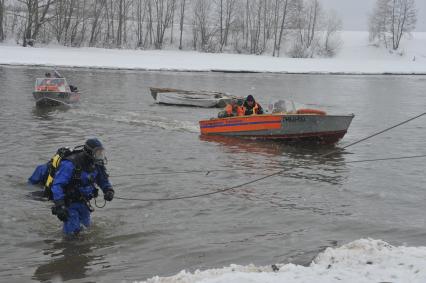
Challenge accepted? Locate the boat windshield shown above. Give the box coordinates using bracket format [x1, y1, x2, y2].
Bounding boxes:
[267, 100, 307, 114]
[35, 78, 69, 92]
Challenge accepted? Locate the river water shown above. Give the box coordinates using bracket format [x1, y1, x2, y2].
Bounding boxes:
[0, 66, 425, 282]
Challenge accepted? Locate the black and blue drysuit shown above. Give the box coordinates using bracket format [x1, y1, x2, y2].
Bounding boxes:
[28, 164, 48, 185]
[51, 158, 112, 235]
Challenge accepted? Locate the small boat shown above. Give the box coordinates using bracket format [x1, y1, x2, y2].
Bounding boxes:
[150, 87, 235, 108]
[33, 77, 80, 107]
[199, 101, 354, 144]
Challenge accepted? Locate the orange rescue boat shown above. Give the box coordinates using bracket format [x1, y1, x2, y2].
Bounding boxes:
[199, 110, 354, 144]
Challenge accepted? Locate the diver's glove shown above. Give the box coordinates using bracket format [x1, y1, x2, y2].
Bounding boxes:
[51, 200, 69, 222]
[104, 188, 114, 201]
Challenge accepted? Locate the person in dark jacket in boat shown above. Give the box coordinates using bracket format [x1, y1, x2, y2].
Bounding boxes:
[243, 95, 264, 115]
[29, 138, 114, 236]
[69, 85, 78, 93]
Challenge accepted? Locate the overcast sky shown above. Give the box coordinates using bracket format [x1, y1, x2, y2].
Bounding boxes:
[319, 0, 426, 31]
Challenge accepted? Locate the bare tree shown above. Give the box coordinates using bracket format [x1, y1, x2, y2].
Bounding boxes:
[234, 0, 272, 54]
[305, 0, 320, 49]
[146, 0, 153, 45]
[51, 0, 76, 44]
[217, 0, 235, 51]
[117, 0, 124, 46]
[169, 0, 175, 44]
[115, 0, 132, 47]
[272, 0, 295, 57]
[63, 0, 76, 44]
[19, 0, 56, 46]
[322, 10, 342, 57]
[244, 0, 248, 48]
[9, 5, 21, 39]
[369, 0, 392, 48]
[0, 0, 5, 41]
[148, 0, 176, 49]
[178, 0, 185, 49]
[245, 0, 264, 54]
[262, 0, 273, 49]
[272, 0, 280, 56]
[89, 0, 106, 47]
[289, 0, 322, 58]
[193, 0, 214, 51]
[219, 0, 222, 45]
[136, 0, 147, 47]
[369, 0, 417, 50]
[66, 0, 89, 46]
[105, 0, 115, 46]
[251, 0, 263, 54]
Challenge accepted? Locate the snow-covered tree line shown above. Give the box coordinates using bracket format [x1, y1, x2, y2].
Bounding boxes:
[0, 0, 343, 57]
[369, 0, 417, 50]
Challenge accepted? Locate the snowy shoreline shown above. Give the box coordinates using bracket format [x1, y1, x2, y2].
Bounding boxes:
[1, 62, 425, 75]
[142, 238, 426, 283]
[1, 32, 425, 75]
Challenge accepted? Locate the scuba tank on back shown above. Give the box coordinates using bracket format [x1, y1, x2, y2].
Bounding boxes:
[44, 147, 82, 199]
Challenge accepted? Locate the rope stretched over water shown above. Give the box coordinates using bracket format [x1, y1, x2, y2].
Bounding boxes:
[112, 154, 426, 179]
[345, 154, 426, 164]
[114, 154, 426, 202]
[115, 112, 426, 202]
[111, 168, 252, 178]
[324, 112, 426, 156]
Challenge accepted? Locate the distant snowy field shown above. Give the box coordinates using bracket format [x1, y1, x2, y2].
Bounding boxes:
[143, 238, 426, 283]
[0, 31, 425, 74]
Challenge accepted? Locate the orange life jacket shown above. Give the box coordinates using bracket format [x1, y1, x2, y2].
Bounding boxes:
[236, 106, 245, 116]
[225, 104, 233, 115]
[225, 104, 245, 116]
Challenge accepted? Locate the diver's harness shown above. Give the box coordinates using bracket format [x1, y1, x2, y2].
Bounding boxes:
[46, 147, 106, 213]
[44, 147, 74, 200]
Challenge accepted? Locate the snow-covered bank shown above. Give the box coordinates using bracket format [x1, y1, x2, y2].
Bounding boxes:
[1, 32, 426, 74]
[143, 239, 426, 283]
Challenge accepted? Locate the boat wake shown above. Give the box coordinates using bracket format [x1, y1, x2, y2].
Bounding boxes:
[71, 109, 199, 133]
[142, 238, 426, 283]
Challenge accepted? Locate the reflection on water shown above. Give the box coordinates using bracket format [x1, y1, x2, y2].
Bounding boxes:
[200, 135, 304, 157]
[199, 134, 348, 184]
[199, 135, 342, 158]
[199, 134, 349, 214]
[33, 236, 113, 282]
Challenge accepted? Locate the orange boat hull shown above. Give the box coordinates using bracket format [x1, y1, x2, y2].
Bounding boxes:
[199, 114, 354, 144]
